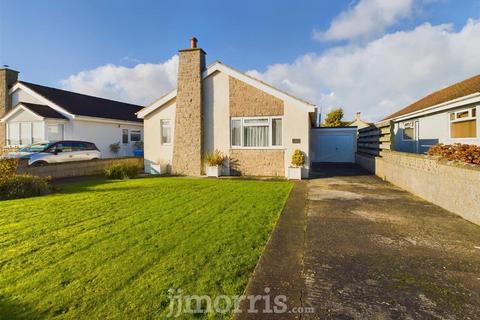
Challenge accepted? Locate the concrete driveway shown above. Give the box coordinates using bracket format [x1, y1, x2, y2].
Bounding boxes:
[237, 164, 480, 319]
[304, 164, 480, 319]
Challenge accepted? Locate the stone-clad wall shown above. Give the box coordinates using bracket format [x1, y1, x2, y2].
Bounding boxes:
[228, 76, 285, 176]
[0, 69, 19, 146]
[172, 49, 205, 175]
[230, 149, 284, 177]
[356, 151, 480, 225]
[229, 77, 283, 117]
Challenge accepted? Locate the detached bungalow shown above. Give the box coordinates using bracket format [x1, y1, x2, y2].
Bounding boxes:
[384, 74, 480, 154]
[138, 38, 317, 178]
[0, 68, 144, 157]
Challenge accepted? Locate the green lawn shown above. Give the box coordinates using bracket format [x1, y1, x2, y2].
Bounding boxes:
[0, 177, 292, 319]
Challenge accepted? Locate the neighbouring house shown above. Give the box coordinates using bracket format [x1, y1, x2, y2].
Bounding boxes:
[347, 112, 372, 130]
[137, 38, 317, 178]
[384, 74, 480, 154]
[0, 67, 144, 157]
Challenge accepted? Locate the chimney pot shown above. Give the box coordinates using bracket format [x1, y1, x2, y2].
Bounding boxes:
[190, 37, 198, 49]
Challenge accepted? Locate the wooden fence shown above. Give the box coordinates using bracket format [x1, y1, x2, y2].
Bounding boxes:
[357, 120, 394, 156]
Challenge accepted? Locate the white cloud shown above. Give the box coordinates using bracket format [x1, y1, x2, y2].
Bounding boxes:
[249, 19, 480, 121]
[61, 55, 178, 105]
[314, 0, 414, 41]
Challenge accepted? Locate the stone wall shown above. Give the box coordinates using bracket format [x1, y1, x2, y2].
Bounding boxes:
[356, 151, 480, 225]
[229, 77, 284, 117]
[230, 149, 285, 177]
[171, 48, 205, 176]
[17, 157, 144, 179]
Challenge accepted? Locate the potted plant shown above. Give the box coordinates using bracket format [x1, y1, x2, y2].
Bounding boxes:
[150, 161, 169, 175]
[288, 149, 305, 180]
[203, 150, 225, 177]
[133, 141, 144, 157]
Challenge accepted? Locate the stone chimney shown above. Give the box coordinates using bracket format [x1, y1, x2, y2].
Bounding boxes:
[171, 37, 206, 175]
[0, 67, 19, 146]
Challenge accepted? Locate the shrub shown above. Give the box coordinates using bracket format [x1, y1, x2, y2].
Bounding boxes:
[291, 149, 305, 167]
[203, 150, 226, 166]
[104, 163, 139, 180]
[0, 158, 20, 179]
[427, 143, 480, 165]
[0, 174, 50, 200]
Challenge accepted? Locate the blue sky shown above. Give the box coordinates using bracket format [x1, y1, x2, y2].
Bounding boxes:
[1, 0, 480, 120]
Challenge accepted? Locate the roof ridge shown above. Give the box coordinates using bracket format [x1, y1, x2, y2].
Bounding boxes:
[19, 81, 143, 108]
[383, 74, 480, 120]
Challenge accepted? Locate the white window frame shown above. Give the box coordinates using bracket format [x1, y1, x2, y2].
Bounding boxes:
[401, 121, 415, 141]
[448, 106, 478, 140]
[160, 119, 172, 145]
[6, 121, 47, 146]
[230, 116, 284, 149]
[46, 123, 65, 142]
[129, 129, 142, 142]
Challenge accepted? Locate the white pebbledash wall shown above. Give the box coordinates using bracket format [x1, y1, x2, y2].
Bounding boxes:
[143, 71, 312, 177]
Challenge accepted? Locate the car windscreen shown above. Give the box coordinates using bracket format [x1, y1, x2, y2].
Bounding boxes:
[19, 142, 51, 153]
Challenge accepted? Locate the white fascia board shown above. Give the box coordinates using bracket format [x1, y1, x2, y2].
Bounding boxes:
[389, 93, 480, 122]
[203, 62, 317, 113]
[0, 104, 45, 122]
[74, 115, 144, 126]
[9, 82, 75, 119]
[137, 89, 177, 119]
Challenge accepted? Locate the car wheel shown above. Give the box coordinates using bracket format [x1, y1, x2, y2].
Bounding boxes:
[32, 161, 48, 167]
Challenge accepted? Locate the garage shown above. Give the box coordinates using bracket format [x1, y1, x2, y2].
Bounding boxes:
[310, 127, 357, 163]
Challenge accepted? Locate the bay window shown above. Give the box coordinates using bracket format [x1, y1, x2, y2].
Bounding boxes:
[230, 117, 283, 148]
[7, 122, 46, 146]
[450, 107, 477, 139]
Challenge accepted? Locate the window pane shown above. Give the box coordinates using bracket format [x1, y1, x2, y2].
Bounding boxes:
[47, 124, 64, 141]
[451, 120, 477, 138]
[20, 123, 32, 146]
[130, 129, 141, 142]
[161, 120, 171, 144]
[456, 111, 469, 119]
[450, 113, 455, 121]
[8, 123, 20, 145]
[272, 119, 282, 146]
[244, 125, 269, 147]
[231, 119, 242, 146]
[32, 122, 43, 143]
[472, 108, 477, 117]
[403, 127, 414, 140]
[122, 129, 129, 144]
[244, 118, 268, 125]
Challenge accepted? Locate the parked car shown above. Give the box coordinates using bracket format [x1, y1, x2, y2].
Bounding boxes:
[5, 141, 101, 166]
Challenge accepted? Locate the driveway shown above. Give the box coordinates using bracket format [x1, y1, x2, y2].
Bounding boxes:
[237, 164, 480, 319]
